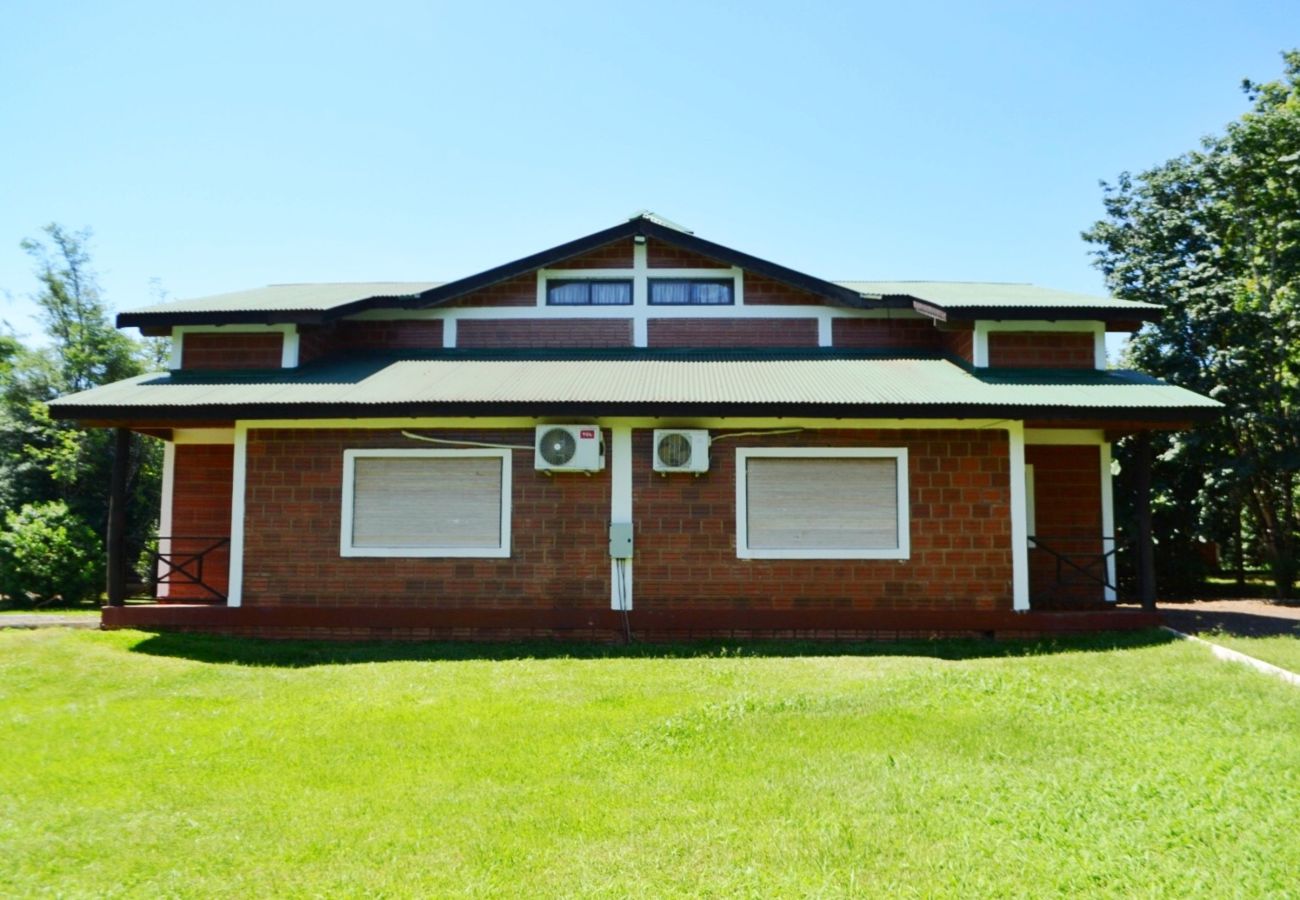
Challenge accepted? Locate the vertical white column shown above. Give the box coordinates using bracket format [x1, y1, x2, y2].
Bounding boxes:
[227, 423, 249, 608]
[442, 317, 457, 348]
[169, 328, 185, 369]
[973, 321, 991, 367]
[157, 441, 176, 598]
[1100, 441, 1117, 602]
[1007, 421, 1030, 611]
[280, 326, 300, 368]
[610, 425, 633, 610]
[1093, 323, 1108, 370]
[817, 311, 833, 347]
[632, 240, 648, 348]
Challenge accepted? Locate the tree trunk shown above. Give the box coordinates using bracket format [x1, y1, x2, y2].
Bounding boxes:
[1235, 501, 1245, 590]
[105, 428, 130, 606]
[1133, 431, 1157, 612]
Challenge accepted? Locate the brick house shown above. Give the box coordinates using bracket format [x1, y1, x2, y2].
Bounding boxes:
[51, 213, 1219, 639]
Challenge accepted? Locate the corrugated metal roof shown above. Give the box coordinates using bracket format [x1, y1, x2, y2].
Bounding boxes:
[120, 279, 1156, 320]
[122, 282, 443, 316]
[836, 281, 1159, 311]
[49, 358, 1219, 414]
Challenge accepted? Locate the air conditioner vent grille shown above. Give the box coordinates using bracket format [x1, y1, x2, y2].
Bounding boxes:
[652, 429, 710, 473]
[656, 432, 692, 468]
[538, 428, 577, 466]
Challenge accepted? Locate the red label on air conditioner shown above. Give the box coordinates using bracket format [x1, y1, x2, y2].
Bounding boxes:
[580, 429, 596, 439]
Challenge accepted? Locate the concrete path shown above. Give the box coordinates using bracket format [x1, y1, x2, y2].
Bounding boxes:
[1155, 599, 1300, 638]
[0, 614, 100, 629]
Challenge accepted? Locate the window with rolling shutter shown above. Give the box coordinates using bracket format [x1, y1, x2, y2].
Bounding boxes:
[340, 449, 512, 557]
[735, 448, 909, 559]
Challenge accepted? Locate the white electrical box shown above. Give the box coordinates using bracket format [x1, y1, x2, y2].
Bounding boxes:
[609, 522, 634, 559]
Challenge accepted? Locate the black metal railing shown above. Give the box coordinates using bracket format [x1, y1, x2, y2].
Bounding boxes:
[1028, 534, 1122, 599]
[151, 536, 230, 602]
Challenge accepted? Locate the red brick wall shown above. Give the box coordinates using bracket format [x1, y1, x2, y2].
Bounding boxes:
[553, 239, 633, 268]
[458, 319, 633, 348]
[634, 429, 1012, 611]
[297, 324, 334, 364]
[300, 321, 445, 363]
[646, 238, 729, 268]
[989, 332, 1096, 368]
[939, 327, 974, 363]
[166, 444, 233, 600]
[743, 273, 824, 306]
[1026, 444, 1105, 607]
[234, 427, 1013, 613]
[446, 272, 536, 308]
[832, 318, 941, 350]
[647, 318, 818, 347]
[180, 333, 282, 369]
[241, 429, 611, 608]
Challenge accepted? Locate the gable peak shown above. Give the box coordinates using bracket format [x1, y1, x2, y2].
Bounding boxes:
[627, 210, 694, 235]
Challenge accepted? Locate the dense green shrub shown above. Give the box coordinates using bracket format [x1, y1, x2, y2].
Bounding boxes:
[0, 501, 102, 607]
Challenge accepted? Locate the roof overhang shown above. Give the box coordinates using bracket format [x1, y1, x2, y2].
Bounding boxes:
[51, 400, 1219, 428]
[48, 351, 1223, 430]
[906, 299, 1164, 324]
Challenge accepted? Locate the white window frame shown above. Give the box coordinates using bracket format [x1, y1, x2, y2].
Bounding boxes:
[339, 448, 512, 558]
[735, 447, 910, 560]
[170, 324, 299, 369]
[543, 278, 634, 307]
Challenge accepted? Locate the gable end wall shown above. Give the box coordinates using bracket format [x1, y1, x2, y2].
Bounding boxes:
[181, 333, 283, 369]
[989, 332, 1095, 368]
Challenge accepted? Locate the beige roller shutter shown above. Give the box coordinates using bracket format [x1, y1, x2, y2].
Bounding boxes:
[746, 457, 898, 551]
[352, 456, 503, 549]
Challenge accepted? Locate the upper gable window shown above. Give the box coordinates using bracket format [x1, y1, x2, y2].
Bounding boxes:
[649, 278, 734, 306]
[546, 279, 633, 306]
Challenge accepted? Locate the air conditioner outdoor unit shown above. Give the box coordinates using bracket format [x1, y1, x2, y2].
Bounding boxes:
[535, 425, 605, 473]
[653, 429, 710, 474]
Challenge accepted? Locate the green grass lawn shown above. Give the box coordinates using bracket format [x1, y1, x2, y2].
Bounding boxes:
[2, 630, 1297, 897]
[1202, 633, 1300, 674]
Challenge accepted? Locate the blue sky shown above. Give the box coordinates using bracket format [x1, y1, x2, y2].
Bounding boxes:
[1, 1, 1294, 350]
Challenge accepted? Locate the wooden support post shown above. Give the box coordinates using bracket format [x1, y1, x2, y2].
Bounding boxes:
[106, 427, 131, 607]
[1133, 430, 1157, 612]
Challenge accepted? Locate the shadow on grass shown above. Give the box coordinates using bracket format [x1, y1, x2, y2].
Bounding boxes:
[126, 628, 1177, 668]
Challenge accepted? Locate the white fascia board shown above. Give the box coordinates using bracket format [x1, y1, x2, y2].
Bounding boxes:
[1025, 429, 1106, 445]
[347, 304, 916, 321]
[173, 428, 237, 445]
[244, 416, 1017, 431]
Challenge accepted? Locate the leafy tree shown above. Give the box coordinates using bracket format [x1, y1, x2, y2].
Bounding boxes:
[0, 501, 103, 606]
[0, 225, 164, 599]
[1085, 51, 1300, 598]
